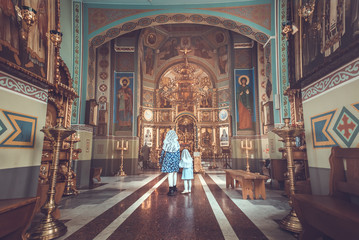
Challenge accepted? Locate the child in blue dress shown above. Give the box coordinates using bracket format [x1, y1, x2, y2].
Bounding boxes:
[159, 130, 180, 196]
[179, 149, 194, 194]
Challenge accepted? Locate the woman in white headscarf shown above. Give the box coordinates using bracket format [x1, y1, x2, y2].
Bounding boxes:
[159, 130, 180, 196]
[179, 149, 194, 194]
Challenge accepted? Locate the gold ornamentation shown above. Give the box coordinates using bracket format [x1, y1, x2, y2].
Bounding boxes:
[63, 133, 80, 196]
[272, 118, 304, 234]
[116, 139, 128, 176]
[27, 118, 75, 239]
[298, 1, 316, 22]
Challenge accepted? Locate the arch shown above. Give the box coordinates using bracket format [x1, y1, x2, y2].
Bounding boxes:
[175, 112, 198, 124]
[155, 56, 218, 89]
[79, 9, 273, 124]
[88, 12, 270, 48]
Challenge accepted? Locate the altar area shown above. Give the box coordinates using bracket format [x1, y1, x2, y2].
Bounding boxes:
[138, 48, 231, 169]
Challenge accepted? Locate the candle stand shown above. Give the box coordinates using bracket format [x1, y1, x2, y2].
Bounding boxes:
[116, 139, 128, 176]
[27, 118, 75, 239]
[272, 118, 304, 234]
[241, 138, 253, 172]
[63, 133, 80, 196]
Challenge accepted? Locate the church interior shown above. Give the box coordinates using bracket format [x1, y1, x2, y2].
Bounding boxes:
[0, 0, 359, 239]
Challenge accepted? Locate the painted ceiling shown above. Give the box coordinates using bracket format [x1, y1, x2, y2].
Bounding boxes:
[83, 0, 259, 5]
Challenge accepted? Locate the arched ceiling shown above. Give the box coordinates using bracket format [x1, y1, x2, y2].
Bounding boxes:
[83, 0, 260, 6]
[84, 1, 274, 47]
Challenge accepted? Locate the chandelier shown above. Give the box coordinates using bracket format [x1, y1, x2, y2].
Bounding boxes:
[159, 49, 212, 107]
[298, 0, 316, 22]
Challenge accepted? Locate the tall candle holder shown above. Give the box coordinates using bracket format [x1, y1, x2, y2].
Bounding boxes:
[211, 143, 218, 169]
[156, 147, 161, 168]
[272, 118, 304, 234]
[241, 138, 253, 172]
[27, 118, 75, 239]
[63, 133, 80, 196]
[116, 139, 128, 176]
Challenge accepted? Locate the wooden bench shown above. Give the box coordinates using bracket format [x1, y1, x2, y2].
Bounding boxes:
[293, 147, 359, 240]
[0, 197, 38, 240]
[225, 169, 269, 200]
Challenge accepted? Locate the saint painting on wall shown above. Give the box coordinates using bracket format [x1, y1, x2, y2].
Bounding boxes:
[0, 0, 53, 81]
[235, 69, 255, 131]
[291, 0, 359, 86]
[220, 126, 229, 147]
[114, 72, 133, 132]
[143, 127, 153, 147]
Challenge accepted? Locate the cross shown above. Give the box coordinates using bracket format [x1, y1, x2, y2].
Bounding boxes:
[179, 48, 192, 56]
[179, 48, 192, 66]
[337, 114, 356, 139]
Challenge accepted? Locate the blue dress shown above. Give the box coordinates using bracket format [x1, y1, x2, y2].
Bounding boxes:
[181, 167, 193, 180]
[160, 150, 180, 173]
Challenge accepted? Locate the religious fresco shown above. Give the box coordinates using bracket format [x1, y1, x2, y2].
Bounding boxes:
[155, 28, 222, 68]
[199, 4, 272, 30]
[113, 72, 134, 132]
[143, 127, 153, 147]
[0, 0, 54, 82]
[234, 69, 256, 131]
[291, 0, 359, 86]
[220, 126, 229, 147]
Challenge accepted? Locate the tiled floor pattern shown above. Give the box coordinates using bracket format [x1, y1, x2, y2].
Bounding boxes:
[32, 171, 296, 240]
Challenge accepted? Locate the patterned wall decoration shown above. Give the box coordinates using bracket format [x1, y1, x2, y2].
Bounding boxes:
[279, 0, 289, 118]
[352, 102, 359, 112]
[264, 43, 272, 101]
[96, 43, 111, 111]
[198, 4, 271, 30]
[302, 59, 359, 102]
[0, 72, 48, 103]
[143, 89, 154, 107]
[72, 1, 82, 124]
[89, 13, 270, 48]
[234, 69, 256, 131]
[0, 109, 37, 148]
[333, 107, 359, 147]
[218, 88, 230, 107]
[257, 45, 267, 102]
[310, 110, 338, 148]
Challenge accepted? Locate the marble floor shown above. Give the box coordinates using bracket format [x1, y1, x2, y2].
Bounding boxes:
[34, 170, 297, 240]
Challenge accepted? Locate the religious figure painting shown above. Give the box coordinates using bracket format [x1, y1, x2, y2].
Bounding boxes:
[291, 0, 359, 86]
[114, 72, 133, 132]
[143, 127, 153, 147]
[235, 69, 255, 131]
[160, 38, 179, 60]
[218, 45, 228, 74]
[201, 128, 212, 147]
[0, 0, 54, 81]
[144, 46, 154, 75]
[220, 126, 229, 147]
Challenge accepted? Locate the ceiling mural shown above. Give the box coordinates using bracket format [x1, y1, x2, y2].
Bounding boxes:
[89, 13, 270, 48]
[88, 8, 157, 34]
[198, 4, 271, 30]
